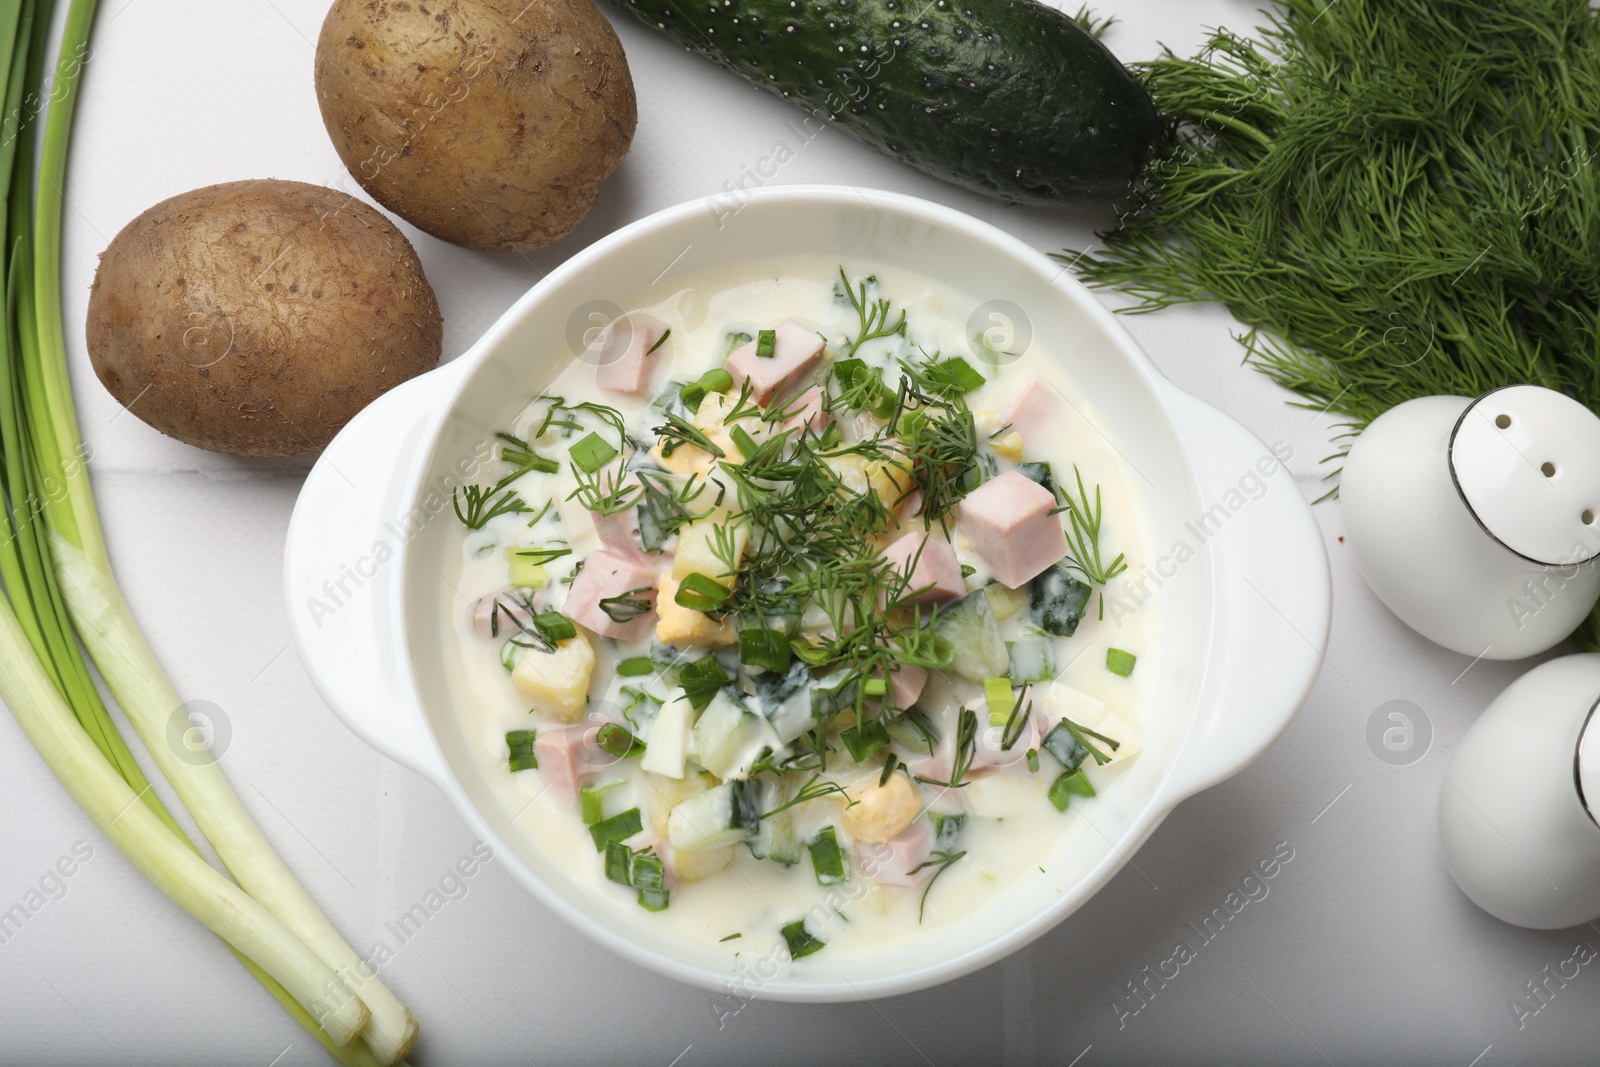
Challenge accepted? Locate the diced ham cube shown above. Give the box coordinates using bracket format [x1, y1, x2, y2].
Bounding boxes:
[725, 319, 825, 404]
[1003, 380, 1059, 441]
[472, 588, 541, 641]
[564, 549, 660, 641]
[588, 471, 649, 559]
[890, 663, 928, 710]
[855, 822, 934, 886]
[534, 725, 599, 804]
[778, 384, 830, 436]
[595, 324, 664, 396]
[881, 531, 965, 607]
[957, 470, 1068, 588]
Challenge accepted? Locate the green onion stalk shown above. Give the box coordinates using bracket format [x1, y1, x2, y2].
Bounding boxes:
[0, 1, 416, 1062]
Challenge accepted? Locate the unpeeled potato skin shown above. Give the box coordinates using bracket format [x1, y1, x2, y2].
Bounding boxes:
[314, 0, 637, 254]
[85, 179, 443, 457]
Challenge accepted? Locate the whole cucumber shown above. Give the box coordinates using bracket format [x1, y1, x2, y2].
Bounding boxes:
[609, 0, 1160, 203]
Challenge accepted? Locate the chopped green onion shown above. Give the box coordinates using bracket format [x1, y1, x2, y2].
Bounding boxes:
[506, 729, 538, 772]
[589, 807, 643, 851]
[755, 329, 777, 358]
[926, 356, 987, 395]
[678, 655, 729, 711]
[808, 825, 848, 885]
[738, 628, 791, 673]
[604, 840, 633, 884]
[1106, 648, 1138, 677]
[499, 640, 520, 672]
[675, 572, 730, 612]
[638, 885, 671, 912]
[781, 919, 826, 959]
[984, 677, 1013, 725]
[581, 780, 626, 824]
[699, 367, 734, 392]
[532, 611, 577, 644]
[617, 656, 655, 677]
[1026, 748, 1040, 773]
[840, 718, 890, 762]
[596, 723, 646, 758]
[1048, 769, 1096, 812]
[570, 431, 619, 473]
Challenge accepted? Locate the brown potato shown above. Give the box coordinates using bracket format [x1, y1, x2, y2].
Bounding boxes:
[314, 0, 637, 254]
[86, 179, 442, 457]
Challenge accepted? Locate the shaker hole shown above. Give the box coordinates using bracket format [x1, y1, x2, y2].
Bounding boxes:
[1543, 461, 1557, 478]
[1584, 509, 1596, 525]
[1496, 413, 1512, 429]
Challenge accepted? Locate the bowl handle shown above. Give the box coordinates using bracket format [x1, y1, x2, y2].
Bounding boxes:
[1154, 387, 1332, 805]
[284, 362, 467, 783]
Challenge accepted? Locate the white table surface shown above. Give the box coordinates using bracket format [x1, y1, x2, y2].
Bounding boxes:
[2, 0, 1594, 1063]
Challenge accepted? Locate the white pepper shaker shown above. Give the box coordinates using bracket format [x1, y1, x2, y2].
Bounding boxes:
[1342, 385, 1600, 659]
[1439, 653, 1600, 928]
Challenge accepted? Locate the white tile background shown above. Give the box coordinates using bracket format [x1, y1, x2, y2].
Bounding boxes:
[0, 0, 1593, 1063]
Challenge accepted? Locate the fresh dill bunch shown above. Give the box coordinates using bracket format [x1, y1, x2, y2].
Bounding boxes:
[1066, 0, 1600, 643]
[1072, 0, 1600, 438]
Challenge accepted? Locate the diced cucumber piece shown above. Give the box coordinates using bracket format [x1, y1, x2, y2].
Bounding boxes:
[747, 803, 803, 866]
[1106, 648, 1137, 677]
[884, 708, 939, 755]
[781, 918, 826, 959]
[505, 729, 537, 772]
[1028, 564, 1092, 637]
[690, 687, 783, 780]
[1017, 461, 1055, 495]
[1041, 719, 1089, 774]
[810, 666, 859, 719]
[667, 779, 762, 851]
[931, 811, 966, 852]
[984, 581, 1029, 621]
[589, 807, 643, 851]
[753, 660, 820, 743]
[1007, 637, 1055, 685]
[641, 698, 692, 778]
[932, 590, 1009, 681]
[808, 825, 848, 885]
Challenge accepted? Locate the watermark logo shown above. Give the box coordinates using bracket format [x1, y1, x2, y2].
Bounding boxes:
[566, 299, 628, 367]
[966, 299, 1032, 367]
[167, 699, 231, 766]
[1365, 699, 1431, 766]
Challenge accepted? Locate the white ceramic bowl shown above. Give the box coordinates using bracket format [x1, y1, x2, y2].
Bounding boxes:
[285, 187, 1330, 1002]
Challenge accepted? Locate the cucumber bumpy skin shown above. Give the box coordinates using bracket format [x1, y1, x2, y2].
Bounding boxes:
[609, 0, 1161, 203]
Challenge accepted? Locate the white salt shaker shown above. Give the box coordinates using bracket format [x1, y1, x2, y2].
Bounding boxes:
[1342, 385, 1600, 659]
[1439, 654, 1600, 928]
